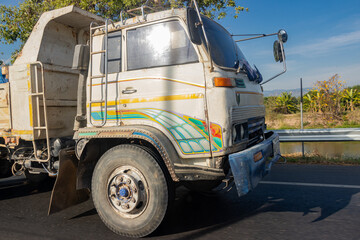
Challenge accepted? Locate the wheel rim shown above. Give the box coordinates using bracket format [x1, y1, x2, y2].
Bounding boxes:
[107, 165, 149, 219]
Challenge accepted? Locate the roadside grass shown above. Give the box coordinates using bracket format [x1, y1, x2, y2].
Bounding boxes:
[282, 153, 360, 165]
[336, 123, 360, 128]
[266, 108, 360, 130]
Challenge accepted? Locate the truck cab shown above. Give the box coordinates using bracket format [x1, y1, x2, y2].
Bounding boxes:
[72, 3, 284, 237]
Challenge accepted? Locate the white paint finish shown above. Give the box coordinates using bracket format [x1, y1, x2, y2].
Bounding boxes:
[0, 82, 10, 129]
[15, 6, 104, 65]
[38, 21, 77, 66]
[204, 65, 265, 150]
[6, 6, 104, 140]
[180, 141, 192, 153]
[9, 64, 32, 134]
[199, 139, 210, 150]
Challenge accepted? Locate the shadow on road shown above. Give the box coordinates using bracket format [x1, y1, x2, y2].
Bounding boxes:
[70, 208, 97, 220]
[0, 177, 55, 201]
[1, 175, 358, 239]
[153, 184, 360, 238]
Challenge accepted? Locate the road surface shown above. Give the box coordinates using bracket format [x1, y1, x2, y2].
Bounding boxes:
[0, 164, 359, 240]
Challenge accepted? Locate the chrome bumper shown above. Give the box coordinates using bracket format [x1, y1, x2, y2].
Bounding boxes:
[229, 131, 280, 197]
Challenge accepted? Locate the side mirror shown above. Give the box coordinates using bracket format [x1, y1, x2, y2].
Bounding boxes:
[278, 29, 288, 43]
[187, 8, 202, 45]
[273, 40, 285, 63]
[261, 29, 288, 85]
[72, 44, 90, 71]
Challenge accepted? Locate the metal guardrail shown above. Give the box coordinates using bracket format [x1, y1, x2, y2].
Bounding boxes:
[273, 128, 360, 142]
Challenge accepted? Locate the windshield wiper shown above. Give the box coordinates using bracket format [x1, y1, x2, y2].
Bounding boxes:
[236, 63, 246, 74]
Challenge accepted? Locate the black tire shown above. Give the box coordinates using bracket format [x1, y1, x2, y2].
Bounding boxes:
[92, 144, 169, 237]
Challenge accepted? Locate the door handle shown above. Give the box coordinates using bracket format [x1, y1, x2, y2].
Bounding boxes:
[122, 88, 137, 94]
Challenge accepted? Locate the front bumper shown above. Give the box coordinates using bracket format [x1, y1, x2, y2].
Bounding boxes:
[229, 131, 280, 197]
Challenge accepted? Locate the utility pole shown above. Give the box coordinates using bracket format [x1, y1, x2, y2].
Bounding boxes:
[300, 78, 305, 158]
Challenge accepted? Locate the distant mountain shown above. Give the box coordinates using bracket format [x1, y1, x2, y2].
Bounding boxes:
[264, 87, 312, 97]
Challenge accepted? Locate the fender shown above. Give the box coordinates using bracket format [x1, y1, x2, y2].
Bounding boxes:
[74, 125, 181, 190]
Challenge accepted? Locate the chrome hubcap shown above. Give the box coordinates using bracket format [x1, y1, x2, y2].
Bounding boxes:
[108, 166, 148, 218]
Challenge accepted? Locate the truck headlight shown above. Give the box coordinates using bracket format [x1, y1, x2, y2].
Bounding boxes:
[232, 126, 237, 142]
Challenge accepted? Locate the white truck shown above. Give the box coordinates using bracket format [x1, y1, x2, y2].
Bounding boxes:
[0, 1, 287, 237]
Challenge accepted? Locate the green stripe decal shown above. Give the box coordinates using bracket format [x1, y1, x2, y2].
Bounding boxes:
[235, 78, 246, 88]
[79, 132, 98, 136]
[90, 108, 224, 154]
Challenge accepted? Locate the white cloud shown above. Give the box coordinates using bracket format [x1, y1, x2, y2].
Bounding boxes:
[287, 30, 360, 56]
[264, 63, 360, 90]
[300, 63, 360, 88]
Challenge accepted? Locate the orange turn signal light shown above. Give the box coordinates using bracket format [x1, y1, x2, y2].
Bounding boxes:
[253, 151, 263, 162]
[213, 77, 235, 87]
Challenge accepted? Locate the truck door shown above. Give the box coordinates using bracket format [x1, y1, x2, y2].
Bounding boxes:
[116, 20, 213, 157]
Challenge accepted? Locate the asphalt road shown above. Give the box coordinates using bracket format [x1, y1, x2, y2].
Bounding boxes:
[1, 164, 359, 240]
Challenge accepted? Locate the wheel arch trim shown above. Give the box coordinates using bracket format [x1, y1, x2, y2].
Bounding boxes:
[75, 126, 180, 183]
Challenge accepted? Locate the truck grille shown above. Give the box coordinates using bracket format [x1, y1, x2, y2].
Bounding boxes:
[247, 117, 265, 147]
[233, 117, 265, 147]
[231, 106, 265, 122]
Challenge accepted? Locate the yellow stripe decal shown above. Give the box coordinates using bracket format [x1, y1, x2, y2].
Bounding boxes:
[91, 77, 205, 88]
[0, 130, 33, 137]
[27, 74, 33, 127]
[12, 130, 33, 135]
[88, 93, 204, 107]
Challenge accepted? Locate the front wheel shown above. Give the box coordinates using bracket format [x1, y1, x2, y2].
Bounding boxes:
[91, 144, 170, 237]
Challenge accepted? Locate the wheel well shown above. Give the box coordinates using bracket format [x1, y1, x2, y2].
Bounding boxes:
[76, 137, 176, 190]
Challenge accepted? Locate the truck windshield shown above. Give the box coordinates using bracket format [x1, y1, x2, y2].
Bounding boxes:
[202, 16, 248, 69]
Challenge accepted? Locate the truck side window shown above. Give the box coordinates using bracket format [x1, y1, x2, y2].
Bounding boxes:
[127, 20, 198, 71]
[101, 31, 122, 74]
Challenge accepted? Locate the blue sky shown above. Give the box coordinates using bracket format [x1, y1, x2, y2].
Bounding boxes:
[219, 0, 360, 90]
[1, 0, 359, 90]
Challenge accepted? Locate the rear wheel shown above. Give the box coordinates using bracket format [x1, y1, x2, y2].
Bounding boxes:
[92, 144, 170, 237]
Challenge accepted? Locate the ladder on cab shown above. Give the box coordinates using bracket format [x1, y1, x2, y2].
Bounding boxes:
[29, 62, 50, 162]
[89, 19, 114, 127]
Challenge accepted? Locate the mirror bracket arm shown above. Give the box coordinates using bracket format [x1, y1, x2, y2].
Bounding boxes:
[261, 41, 287, 85]
[190, 0, 214, 72]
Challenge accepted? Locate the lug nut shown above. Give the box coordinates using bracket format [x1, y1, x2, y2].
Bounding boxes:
[110, 187, 117, 195]
[126, 204, 130, 209]
[127, 179, 131, 184]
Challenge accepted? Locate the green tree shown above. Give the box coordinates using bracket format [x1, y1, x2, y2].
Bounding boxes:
[1, 0, 248, 61]
[342, 88, 360, 111]
[303, 91, 316, 112]
[264, 96, 277, 109]
[349, 85, 360, 91]
[273, 92, 299, 114]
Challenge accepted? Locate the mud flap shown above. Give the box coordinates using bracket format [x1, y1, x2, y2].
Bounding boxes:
[48, 148, 90, 215]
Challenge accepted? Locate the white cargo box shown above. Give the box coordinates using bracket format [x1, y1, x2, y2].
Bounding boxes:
[0, 6, 104, 141]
